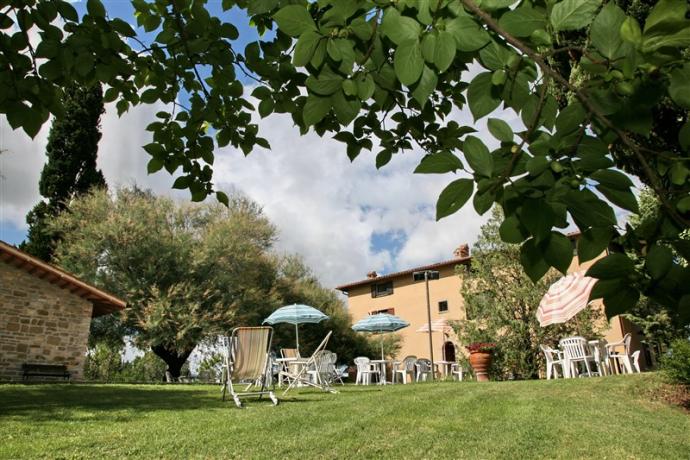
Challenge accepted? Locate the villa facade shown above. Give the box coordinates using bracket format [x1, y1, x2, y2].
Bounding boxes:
[336, 243, 648, 369]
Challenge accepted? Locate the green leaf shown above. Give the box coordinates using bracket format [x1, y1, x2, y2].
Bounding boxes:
[357, 75, 376, 101]
[679, 121, 690, 151]
[591, 169, 634, 190]
[526, 156, 549, 176]
[479, 42, 512, 71]
[306, 68, 343, 96]
[421, 33, 437, 63]
[487, 118, 513, 142]
[342, 79, 358, 96]
[411, 65, 438, 106]
[669, 65, 690, 109]
[445, 17, 490, 52]
[473, 190, 494, 215]
[436, 179, 474, 220]
[640, 0, 690, 52]
[564, 190, 618, 227]
[87, 0, 106, 18]
[577, 227, 613, 263]
[258, 98, 274, 118]
[302, 94, 331, 126]
[381, 7, 421, 45]
[586, 253, 634, 279]
[555, 102, 586, 134]
[498, 6, 546, 38]
[620, 17, 642, 45]
[591, 2, 626, 59]
[140, 89, 159, 104]
[479, 0, 518, 10]
[331, 91, 360, 125]
[414, 151, 463, 174]
[216, 191, 230, 206]
[550, 0, 601, 32]
[499, 215, 527, 244]
[601, 284, 640, 318]
[544, 232, 574, 274]
[467, 72, 501, 121]
[172, 176, 191, 190]
[394, 40, 424, 86]
[293, 30, 321, 66]
[376, 150, 393, 169]
[520, 238, 550, 282]
[647, 244, 673, 280]
[463, 136, 493, 177]
[56, 1, 79, 21]
[433, 31, 456, 73]
[273, 5, 316, 37]
[520, 200, 554, 242]
[595, 185, 639, 213]
[147, 158, 164, 174]
[676, 196, 690, 213]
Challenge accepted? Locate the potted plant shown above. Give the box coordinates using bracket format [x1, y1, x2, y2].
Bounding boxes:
[466, 342, 496, 382]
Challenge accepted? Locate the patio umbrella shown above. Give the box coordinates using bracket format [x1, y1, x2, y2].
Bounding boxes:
[352, 313, 409, 361]
[416, 318, 452, 334]
[537, 271, 597, 327]
[263, 304, 329, 353]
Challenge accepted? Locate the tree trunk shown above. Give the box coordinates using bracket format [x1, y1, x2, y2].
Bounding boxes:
[151, 345, 193, 382]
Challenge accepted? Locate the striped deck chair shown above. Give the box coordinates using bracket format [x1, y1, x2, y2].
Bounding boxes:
[221, 326, 278, 408]
[283, 331, 336, 395]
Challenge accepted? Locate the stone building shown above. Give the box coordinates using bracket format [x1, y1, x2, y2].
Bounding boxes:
[0, 241, 125, 381]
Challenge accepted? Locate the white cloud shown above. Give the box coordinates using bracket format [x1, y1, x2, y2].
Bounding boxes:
[1, 94, 495, 289]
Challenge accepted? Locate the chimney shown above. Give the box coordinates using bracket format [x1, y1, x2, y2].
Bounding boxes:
[453, 244, 470, 258]
[367, 271, 378, 279]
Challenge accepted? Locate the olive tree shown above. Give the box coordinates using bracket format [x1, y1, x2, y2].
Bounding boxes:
[52, 187, 277, 379]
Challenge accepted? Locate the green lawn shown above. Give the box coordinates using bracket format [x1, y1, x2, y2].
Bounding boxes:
[0, 374, 688, 459]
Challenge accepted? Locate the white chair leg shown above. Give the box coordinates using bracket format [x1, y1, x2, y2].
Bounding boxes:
[584, 359, 592, 377]
[546, 364, 552, 380]
[622, 355, 633, 374]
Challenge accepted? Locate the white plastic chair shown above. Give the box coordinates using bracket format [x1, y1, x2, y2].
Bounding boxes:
[540, 345, 565, 379]
[606, 333, 634, 374]
[559, 337, 597, 377]
[451, 363, 464, 381]
[415, 358, 432, 382]
[631, 350, 641, 373]
[393, 356, 417, 384]
[590, 339, 611, 376]
[354, 357, 379, 385]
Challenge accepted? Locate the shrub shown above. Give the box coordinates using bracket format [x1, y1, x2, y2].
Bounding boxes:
[662, 339, 690, 386]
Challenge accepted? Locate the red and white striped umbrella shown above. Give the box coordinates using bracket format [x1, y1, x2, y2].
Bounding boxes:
[537, 271, 597, 327]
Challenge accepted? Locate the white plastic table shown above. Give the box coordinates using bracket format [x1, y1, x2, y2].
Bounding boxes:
[370, 359, 390, 385]
[435, 360, 455, 378]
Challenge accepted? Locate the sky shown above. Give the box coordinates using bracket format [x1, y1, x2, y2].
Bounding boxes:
[0, 1, 519, 289]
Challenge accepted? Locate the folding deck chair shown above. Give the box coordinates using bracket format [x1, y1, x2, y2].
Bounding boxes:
[221, 326, 278, 408]
[283, 331, 336, 395]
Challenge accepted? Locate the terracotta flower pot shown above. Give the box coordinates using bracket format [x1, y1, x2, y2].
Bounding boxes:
[469, 351, 493, 382]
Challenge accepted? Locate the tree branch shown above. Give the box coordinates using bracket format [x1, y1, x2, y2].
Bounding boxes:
[461, 0, 690, 229]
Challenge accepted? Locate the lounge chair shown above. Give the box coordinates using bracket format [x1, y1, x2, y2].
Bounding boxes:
[283, 331, 335, 395]
[221, 326, 278, 408]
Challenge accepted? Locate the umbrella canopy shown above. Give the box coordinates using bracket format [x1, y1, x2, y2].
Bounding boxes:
[263, 304, 329, 352]
[537, 271, 597, 327]
[352, 313, 409, 360]
[416, 318, 452, 334]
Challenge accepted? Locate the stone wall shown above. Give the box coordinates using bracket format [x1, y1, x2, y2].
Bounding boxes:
[0, 261, 94, 381]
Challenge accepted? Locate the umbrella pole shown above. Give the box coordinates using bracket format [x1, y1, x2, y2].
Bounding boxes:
[295, 323, 300, 353]
[380, 333, 384, 361]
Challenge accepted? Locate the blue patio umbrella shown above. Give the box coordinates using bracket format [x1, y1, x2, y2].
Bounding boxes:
[352, 313, 410, 361]
[263, 304, 329, 352]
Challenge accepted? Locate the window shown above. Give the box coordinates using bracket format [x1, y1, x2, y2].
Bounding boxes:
[370, 281, 393, 298]
[370, 308, 395, 315]
[438, 300, 448, 313]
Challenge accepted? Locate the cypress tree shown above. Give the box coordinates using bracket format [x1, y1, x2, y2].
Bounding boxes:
[21, 84, 107, 261]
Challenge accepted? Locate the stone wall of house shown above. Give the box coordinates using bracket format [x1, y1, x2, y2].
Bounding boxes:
[0, 261, 94, 381]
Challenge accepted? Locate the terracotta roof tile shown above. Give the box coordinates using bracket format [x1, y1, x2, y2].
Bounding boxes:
[335, 256, 471, 292]
[0, 240, 126, 317]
